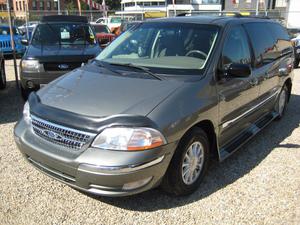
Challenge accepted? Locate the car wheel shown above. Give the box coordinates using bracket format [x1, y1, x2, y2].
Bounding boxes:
[161, 128, 210, 196]
[0, 61, 6, 90]
[21, 86, 30, 101]
[294, 59, 299, 68]
[275, 85, 288, 120]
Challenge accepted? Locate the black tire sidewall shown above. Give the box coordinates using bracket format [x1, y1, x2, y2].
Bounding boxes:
[0, 61, 6, 89]
[166, 128, 210, 196]
[294, 58, 299, 68]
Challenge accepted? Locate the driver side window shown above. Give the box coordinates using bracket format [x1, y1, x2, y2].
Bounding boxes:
[222, 26, 251, 70]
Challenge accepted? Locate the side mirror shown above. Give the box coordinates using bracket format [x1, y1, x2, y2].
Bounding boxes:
[21, 39, 29, 46]
[227, 63, 251, 78]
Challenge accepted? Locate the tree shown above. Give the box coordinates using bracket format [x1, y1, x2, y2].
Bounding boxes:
[95, 0, 121, 11]
[106, 0, 121, 10]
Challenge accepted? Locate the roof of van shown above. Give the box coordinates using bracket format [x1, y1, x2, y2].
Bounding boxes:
[146, 15, 276, 27]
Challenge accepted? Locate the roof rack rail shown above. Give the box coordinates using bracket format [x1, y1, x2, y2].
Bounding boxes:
[176, 11, 270, 19]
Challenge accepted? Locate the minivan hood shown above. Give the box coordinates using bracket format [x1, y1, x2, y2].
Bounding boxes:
[25, 44, 100, 62]
[37, 65, 182, 117]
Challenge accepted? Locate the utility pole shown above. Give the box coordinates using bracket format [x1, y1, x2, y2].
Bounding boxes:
[25, 0, 29, 39]
[256, 0, 260, 16]
[6, 0, 19, 88]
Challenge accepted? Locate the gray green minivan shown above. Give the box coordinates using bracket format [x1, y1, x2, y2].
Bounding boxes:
[14, 16, 294, 196]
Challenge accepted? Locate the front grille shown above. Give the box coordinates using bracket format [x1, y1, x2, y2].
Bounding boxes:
[0, 40, 16, 49]
[43, 62, 83, 72]
[31, 115, 96, 150]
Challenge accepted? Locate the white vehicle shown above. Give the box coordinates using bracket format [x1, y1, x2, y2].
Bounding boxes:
[18, 21, 38, 33]
[95, 17, 122, 31]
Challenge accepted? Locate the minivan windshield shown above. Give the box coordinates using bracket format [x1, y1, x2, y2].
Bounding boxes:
[97, 22, 219, 73]
[31, 23, 97, 46]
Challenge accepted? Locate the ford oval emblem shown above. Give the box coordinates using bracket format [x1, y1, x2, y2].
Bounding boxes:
[58, 64, 69, 70]
[42, 130, 63, 141]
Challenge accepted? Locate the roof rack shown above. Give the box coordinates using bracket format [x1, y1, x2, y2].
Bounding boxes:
[41, 15, 88, 23]
[176, 11, 270, 19]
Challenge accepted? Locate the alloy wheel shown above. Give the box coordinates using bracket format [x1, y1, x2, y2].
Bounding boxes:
[182, 141, 204, 185]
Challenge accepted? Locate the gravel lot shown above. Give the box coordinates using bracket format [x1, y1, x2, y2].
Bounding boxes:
[0, 59, 299, 225]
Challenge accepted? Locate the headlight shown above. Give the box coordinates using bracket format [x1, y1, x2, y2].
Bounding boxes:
[92, 127, 167, 151]
[23, 101, 31, 124]
[21, 59, 44, 73]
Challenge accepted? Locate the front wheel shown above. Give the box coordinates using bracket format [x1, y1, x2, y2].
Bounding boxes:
[0, 61, 6, 90]
[21, 86, 31, 101]
[161, 128, 210, 196]
[275, 85, 288, 120]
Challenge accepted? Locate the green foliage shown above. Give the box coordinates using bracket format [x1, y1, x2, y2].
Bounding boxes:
[95, 0, 121, 10]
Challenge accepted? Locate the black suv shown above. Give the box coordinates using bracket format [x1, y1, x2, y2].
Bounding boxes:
[0, 52, 5, 90]
[15, 16, 294, 197]
[20, 15, 101, 99]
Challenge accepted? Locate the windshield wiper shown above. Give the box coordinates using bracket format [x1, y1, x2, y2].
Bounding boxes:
[108, 62, 162, 80]
[93, 60, 122, 75]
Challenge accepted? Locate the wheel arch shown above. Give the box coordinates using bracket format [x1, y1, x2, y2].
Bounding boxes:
[180, 119, 219, 161]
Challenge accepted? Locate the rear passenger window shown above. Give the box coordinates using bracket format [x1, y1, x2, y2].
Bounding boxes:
[244, 23, 277, 67]
[222, 26, 251, 69]
[269, 23, 292, 55]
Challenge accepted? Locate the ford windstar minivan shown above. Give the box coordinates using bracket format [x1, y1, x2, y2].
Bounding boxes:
[20, 15, 101, 100]
[15, 15, 294, 197]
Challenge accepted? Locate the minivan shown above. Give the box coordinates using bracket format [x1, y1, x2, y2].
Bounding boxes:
[20, 15, 101, 99]
[15, 16, 294, 197]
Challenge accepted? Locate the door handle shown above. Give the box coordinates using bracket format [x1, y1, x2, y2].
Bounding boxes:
[249, 78, 258, 86]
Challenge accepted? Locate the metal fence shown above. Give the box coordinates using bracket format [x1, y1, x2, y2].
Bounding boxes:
[1, 9, 300, 29]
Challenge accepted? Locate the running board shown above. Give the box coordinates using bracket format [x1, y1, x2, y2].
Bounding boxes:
[219, 111, 279, 161]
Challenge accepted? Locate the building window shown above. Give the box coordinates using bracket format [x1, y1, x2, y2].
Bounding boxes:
[46, 1, 51, 10]
[23, 1, 26, 11]
[32, 1, 37, 10]
[40, 1, 44, 10]
[19, 1, 22, 11]
[144, 2, 151, 6]
[159, 2, 165, 6]
[54, 1, 58, 9]
[124, 2, 135, 7]
[16, 1, 19, 11]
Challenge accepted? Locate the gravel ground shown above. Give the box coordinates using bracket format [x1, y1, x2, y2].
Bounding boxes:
[0, 59, 299, 225]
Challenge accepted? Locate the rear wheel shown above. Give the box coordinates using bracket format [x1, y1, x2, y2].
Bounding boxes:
[161, 128, 210, 196]
[0, 61, 6, 90]
[275, 85, 288, 120]
[294, 58, 299, 68]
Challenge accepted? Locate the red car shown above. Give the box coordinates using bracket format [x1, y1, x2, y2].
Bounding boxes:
[91, 24, 115, 48]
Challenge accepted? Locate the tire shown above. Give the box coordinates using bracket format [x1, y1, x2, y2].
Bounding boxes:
[0, 61, 6, 90]
[161, 128, 210, 196]
[294, 58, 299, 68]
[275, 85, 288, 120]
[21, 86, 30, 101]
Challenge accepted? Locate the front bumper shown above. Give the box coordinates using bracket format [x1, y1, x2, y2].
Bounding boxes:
[20, 70, 68, 89]
[14, 118, 176, 197]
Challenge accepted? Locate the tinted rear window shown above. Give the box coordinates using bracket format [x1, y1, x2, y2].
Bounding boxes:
[244, 22, 277, 67]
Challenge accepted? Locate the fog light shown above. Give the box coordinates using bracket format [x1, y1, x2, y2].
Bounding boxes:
[26, 80, 35, 88]
[122, 177, 152, 190]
